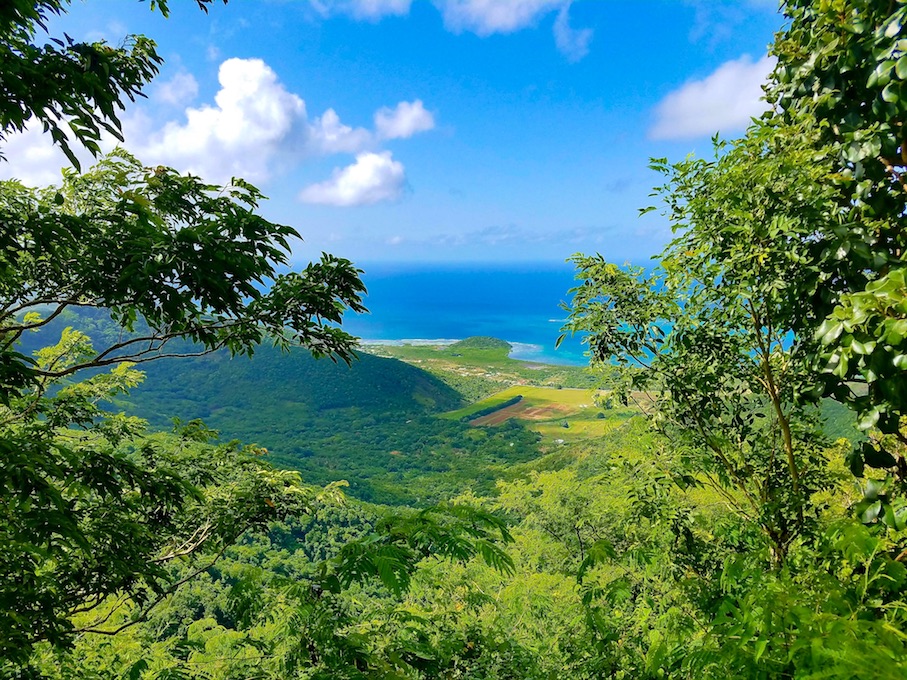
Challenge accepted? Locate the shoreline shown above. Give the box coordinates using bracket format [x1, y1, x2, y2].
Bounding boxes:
[359, 338, 586, 368]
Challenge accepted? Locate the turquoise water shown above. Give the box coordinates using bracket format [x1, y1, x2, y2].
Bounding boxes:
[340, 262, 589, 366]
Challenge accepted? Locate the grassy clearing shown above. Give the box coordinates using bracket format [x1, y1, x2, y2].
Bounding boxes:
[439, 387, 527, 421]
[442, 384, 636, 444]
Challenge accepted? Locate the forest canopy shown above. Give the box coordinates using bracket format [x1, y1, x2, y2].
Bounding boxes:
[3, 0, 907, 678]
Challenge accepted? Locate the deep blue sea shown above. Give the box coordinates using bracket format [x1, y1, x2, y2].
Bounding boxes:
[340, 262, 589, 366]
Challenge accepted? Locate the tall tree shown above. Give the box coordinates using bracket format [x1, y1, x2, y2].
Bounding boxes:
[0, 0, 369, 666]
[768, 0, 907, 482]
[564, 124, 837, 567]
[565, 2, 907, 674]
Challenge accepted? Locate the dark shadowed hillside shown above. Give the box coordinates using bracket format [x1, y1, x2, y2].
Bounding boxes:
[123, 345, 463, 428]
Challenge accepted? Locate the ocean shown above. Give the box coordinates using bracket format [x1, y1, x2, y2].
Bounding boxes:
[340, 262, 590, 366]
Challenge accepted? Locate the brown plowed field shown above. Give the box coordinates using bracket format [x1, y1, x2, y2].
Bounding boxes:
[470, 401, 573, 426]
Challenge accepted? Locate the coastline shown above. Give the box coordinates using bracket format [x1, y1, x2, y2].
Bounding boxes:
[359, 337, 587, 367]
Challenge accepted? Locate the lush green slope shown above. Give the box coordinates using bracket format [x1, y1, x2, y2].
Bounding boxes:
[120, 344, 543, 505]
[122, 345, 462, 429]
[21, 311, 543, 506]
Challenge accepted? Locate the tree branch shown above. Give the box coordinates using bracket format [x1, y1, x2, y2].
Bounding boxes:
[73, 537, 237, 637]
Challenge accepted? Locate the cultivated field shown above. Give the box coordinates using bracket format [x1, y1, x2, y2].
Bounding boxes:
[443, 385, 636, 444]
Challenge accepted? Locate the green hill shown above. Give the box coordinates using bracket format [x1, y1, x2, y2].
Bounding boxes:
[21, 310, 542, 505]
[448, 336, 512, 352]
[125, 345, 463, 427]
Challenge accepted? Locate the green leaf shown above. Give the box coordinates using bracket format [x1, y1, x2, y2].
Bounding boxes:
[578, 539, 617, 582]
[754, 638, 769, 663]
[128, 659, 150, 680]
[858, 407, 880, 430]
[847, 448, 865, 477]
[864, 478, 886, 502]
[861, 500, 882, 523]
[897, 55, 907, 80]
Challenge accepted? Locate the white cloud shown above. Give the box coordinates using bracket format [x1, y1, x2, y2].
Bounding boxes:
[553, 3, 592, 62]
[154, 72, 199, 107]
[299, 151, 406, 206]
[437, 0, 565, 35]
[134, 58, 309, 183]
[0, 58, 432, 199]
[310, 108, 372, 154]
[375, 100, 435, 140]
[649, 53, 776, 140]
[134, 60, 432, 182]
[311, 0, 412, 20]
[0, 123, 73, 186]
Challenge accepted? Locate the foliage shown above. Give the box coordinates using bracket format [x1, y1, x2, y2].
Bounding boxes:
[0, 0, 370, 669]
[552, 3, 907, 676]
[0, 408, 333, 665]
[1, 150, 366, 372]
[0, 146, 370, 660]
[768, 0, 907, 490]
[0, 0, 223, 169]
[563, 249, 833, 566]
[93, 335, 542, 506]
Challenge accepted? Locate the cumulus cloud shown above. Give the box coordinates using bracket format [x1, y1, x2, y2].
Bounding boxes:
[134, 61, 431, 184]
[310, 108, 372, 154]
[649, 53, 776, 140]
[553, 3, 592, 62]
[299, 151, 406, 206]
[0, 58, 433, 204]
[154, 72, 199, 107]
[375, 100, 435, 140]
[134, 58, 309, 183]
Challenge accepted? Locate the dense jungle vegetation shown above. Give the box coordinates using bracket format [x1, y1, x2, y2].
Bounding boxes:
[3, 0, 907, 678]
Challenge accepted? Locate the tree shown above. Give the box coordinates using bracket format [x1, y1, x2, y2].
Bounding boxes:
[563, 3, 907, 674]
[0, 0, 222, 168]
[0, 0, 370, 666]
[561, 118, 907, 680]
[768, 0, 907, 487]
[0, 152, 369, 662]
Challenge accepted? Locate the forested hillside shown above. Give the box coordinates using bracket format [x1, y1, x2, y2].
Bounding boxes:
[4, 1, 907, 679]
[122, 345, 544, 505]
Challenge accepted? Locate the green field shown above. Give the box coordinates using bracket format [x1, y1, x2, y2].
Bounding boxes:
[362, 336, 606, 403]
[442, 384, 636, 444]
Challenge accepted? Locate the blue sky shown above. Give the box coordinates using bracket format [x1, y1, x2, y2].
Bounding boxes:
[4, 0, 784, 264]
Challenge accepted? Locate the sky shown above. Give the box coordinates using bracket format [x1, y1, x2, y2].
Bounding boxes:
[3, 0, 785, 265]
